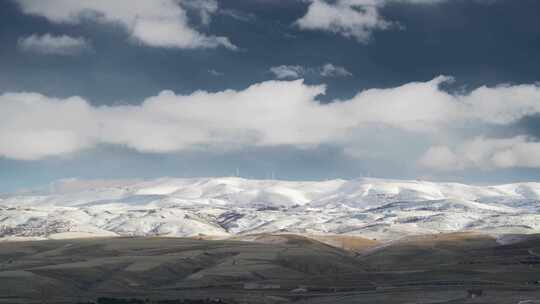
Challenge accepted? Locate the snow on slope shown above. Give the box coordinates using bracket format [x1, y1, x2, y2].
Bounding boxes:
[1, 177, 540, 241]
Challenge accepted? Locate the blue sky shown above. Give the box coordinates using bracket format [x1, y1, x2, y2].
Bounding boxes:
[2, 0, 540, 192]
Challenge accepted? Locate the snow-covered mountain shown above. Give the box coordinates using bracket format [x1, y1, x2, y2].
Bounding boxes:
[1, 177, 540, 241]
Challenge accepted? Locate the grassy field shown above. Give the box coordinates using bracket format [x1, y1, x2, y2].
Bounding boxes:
[0, 233, 540, 303]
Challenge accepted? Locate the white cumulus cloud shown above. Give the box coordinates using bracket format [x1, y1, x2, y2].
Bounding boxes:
[270, 63, 352, 79]
[295, 0, 456, 43]
[14, 0, 236, 50]
[269, 65, 306, 79]
[296, 0, 390, 43]
[420, 136, 540, 171]
[2, 76, 540, 172]
[320, 63, 353, 77]
[17, 33, 90, 55]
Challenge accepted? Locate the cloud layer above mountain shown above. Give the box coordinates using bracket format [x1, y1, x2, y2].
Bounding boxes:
[2, 77, 540, 172]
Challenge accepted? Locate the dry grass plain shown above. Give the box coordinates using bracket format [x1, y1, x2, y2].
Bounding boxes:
[0, 233, 539, 303]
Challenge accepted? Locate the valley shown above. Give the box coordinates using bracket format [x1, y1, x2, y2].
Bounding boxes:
[0, 233, 540, 303]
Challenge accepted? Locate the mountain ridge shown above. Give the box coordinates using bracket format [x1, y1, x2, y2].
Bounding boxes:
[1, 177, 540, 241]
